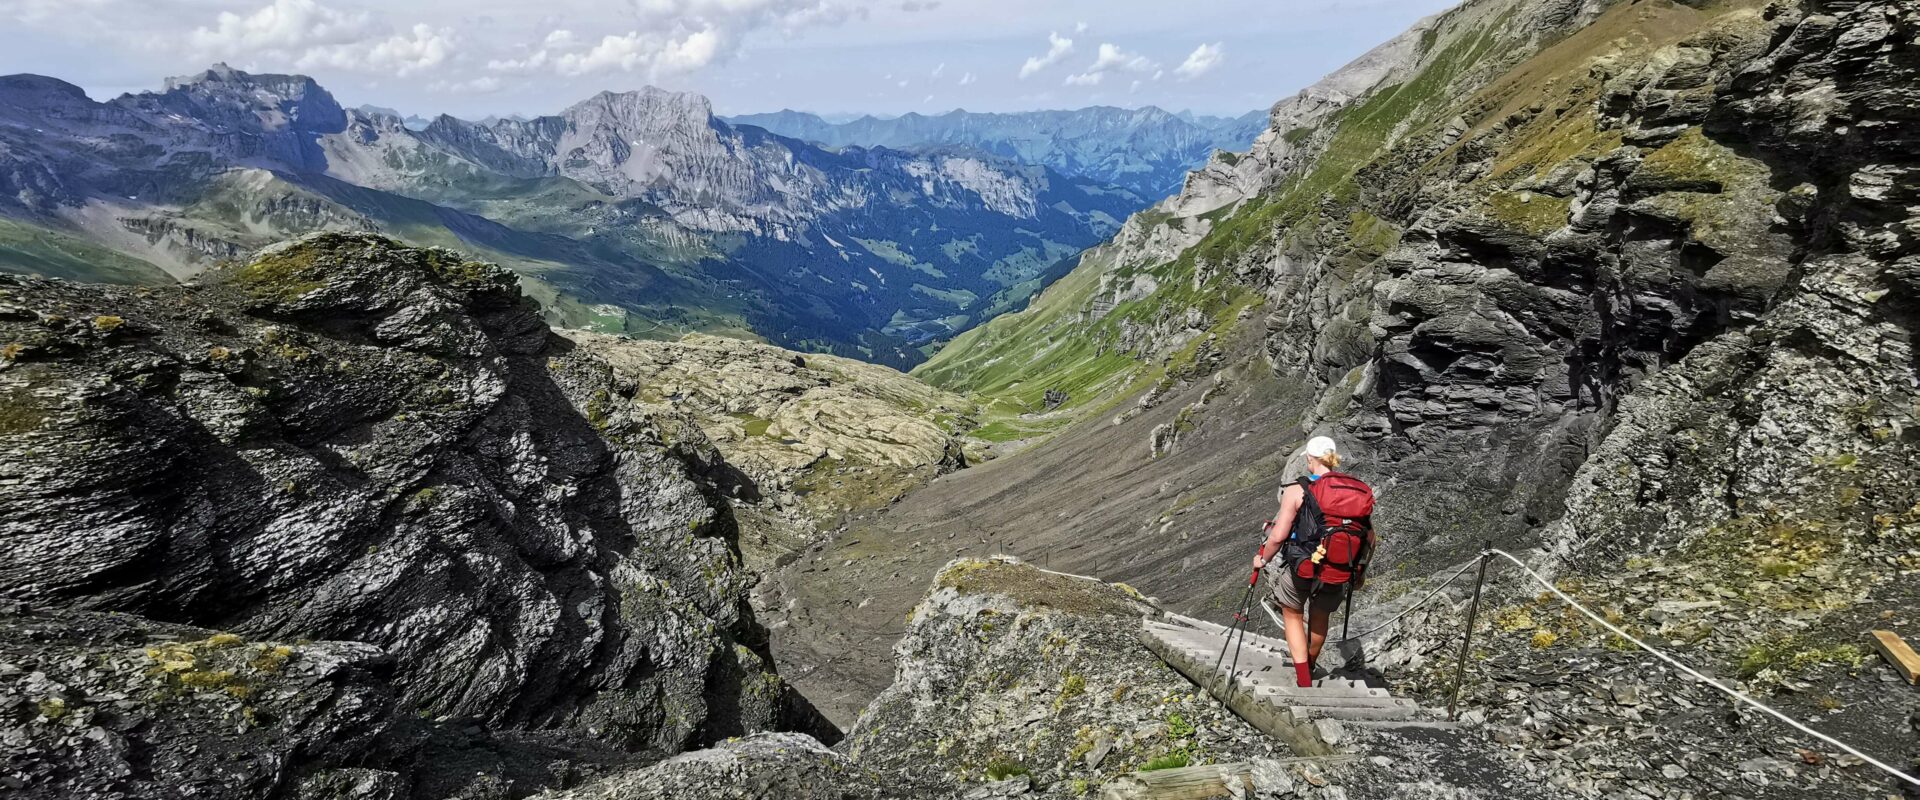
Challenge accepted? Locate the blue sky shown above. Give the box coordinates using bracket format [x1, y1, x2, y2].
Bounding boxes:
[0, 0, 1459, 118]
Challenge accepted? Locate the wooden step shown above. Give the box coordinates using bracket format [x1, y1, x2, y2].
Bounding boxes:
[1142, 612, 1435, 753]
[1284, 701, 1418, 721]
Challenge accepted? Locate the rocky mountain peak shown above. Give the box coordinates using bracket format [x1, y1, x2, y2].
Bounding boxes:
[566, 86, 718, 133]
[111, 63, 346, 171]
[149, 63, 344, 125]
[0, 74, 90, 106]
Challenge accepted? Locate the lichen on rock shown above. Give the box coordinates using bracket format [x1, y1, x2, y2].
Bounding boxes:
[0, 233, 791, 792]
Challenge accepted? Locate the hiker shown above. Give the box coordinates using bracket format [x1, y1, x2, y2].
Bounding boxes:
[1251, 436, 1376, 688]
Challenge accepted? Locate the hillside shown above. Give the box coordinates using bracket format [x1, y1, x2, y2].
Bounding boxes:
[771, 0, 1920, 794]
[727, 106, 1268, 199]
[0, 68, 1146, 368]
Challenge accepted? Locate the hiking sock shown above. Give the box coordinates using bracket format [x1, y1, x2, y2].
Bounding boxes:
[1294, 662, 1312, 688]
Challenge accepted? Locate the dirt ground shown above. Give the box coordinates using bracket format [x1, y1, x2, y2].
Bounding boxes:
[754, 332, 1335, 727]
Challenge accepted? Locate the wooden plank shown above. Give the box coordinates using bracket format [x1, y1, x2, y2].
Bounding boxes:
[1871, 630, 1920, 685]
[1097, 763, 1250, 800]
[1139, 627, 1334, 757]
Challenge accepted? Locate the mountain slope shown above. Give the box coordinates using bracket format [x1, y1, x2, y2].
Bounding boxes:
[727, 106, 1267, 200]
[783, 0, 1920, 793]
[0, 69, 1147, 368]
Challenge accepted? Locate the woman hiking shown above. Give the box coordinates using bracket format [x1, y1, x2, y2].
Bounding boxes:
[1251, 436, 1376, 687]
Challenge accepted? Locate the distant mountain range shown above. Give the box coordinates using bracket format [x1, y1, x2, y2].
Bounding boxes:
[726, 107, 1268, 200]
[0, 65, 1148, 367]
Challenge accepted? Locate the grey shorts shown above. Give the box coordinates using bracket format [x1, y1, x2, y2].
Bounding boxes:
[1266, 564, 1347, 612]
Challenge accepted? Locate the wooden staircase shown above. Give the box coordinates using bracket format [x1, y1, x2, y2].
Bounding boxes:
[1141, 611, 1433, 756]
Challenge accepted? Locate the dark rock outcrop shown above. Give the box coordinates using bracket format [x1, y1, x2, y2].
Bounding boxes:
[0, 233, 794, 796]
[540, 733, 910, 800]
[0, 606, 396, 799]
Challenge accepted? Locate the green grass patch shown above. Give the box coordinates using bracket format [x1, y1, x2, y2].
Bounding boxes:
[0, 218, 173, 285]
[1140, 752, 1191, 772]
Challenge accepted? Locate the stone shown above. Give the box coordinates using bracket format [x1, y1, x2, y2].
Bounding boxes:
[1313, 718, 1347, 747]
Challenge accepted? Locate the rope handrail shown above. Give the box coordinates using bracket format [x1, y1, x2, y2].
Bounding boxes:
[996, 550, 1918, 787]
[1483, 548, 1919, 788]
[1327, 555, 1484, 643]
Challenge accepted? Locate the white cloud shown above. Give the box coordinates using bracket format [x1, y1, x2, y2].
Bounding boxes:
[1089, 43, 1155, 73]
[189, 0, 372, 53]
[930, 62, 945, 79]
[483, 0, 861, 80]
[303, 24, 455, 76]
[1074, 21, 1088, 33]
[957, 71, 975, 86]
[1174, 42, 1224, 80]
[542, 27, 724, 77]
[1064, 43, 1157, 87]
[186, 0, 454, 76]
[1017, 31, 1072, 80]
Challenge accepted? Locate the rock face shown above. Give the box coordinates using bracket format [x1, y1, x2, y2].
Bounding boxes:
[0, 606, 398, 799]
[844, 558, 1284, 792]
[844, 558, 1563, 799]
[0, 233, 789, 774]
[539, 733, 913, 800]
[568, 332, 976, 566]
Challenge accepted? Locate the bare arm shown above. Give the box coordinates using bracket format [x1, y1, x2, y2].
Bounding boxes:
[1253, 484, 1304, 569]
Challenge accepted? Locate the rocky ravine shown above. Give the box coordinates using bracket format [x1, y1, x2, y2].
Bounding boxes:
[0, 233, 811, 797]
[549, 557, 1556, 800]
[792, 0, 1920, 796]
[0, 232, 1610, 800]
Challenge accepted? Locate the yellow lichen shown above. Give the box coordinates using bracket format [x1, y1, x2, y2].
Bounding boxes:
[35, 698, 68, 721]
[1483, 191, 1570, 236]
[251, 645, 294, 673]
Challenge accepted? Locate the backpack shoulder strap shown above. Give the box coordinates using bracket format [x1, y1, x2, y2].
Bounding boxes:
[1295, 476, 1322, 512]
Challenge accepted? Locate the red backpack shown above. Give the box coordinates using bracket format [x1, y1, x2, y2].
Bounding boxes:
[1283, 472, 1375, 585]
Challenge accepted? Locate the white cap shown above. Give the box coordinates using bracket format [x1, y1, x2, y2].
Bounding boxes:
[1305, 436, 1338, 458]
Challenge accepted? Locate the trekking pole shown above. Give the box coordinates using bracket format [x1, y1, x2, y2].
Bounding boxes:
[1446, 542, 1493, 721]
[1223, 568, 1260, 701]
[1211, 565, 1259, 673]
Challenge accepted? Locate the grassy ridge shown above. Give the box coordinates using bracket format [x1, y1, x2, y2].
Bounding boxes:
[0, 218, 173, 285]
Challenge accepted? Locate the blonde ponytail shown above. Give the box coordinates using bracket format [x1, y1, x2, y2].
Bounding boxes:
[1322, 451, 1342, 470]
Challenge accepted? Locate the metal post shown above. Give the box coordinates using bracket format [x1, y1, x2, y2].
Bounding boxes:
[1447, 543, 1493, 721]
[1342, 589, 1353, 642]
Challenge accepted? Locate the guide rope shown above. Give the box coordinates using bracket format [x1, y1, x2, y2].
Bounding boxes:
[1003, 550, 1919, 787]
[1482, 548, 1920, 788]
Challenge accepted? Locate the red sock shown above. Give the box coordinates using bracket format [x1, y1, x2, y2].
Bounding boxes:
[1295, 662, 1312, 688]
